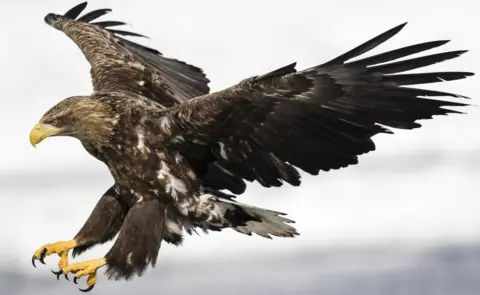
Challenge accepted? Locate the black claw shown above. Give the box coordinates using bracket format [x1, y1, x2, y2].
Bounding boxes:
[31, 255, 37, 268]
[79, 285, 95, 292]
[39, 248, 47, 264]
[51, 269, 63, 280]
[73, 276, 78, 284]
[51, 269, 69, 281]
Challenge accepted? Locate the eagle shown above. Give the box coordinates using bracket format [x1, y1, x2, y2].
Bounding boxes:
[30, 1, 473, 292]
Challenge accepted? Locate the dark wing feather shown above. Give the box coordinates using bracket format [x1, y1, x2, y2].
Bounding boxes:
[90, 21, 127, 28]
[77, 8, 112, 23]
[45, 2, 210, 107]
[106, 29, 147, 38]
[63, 2, 87, 19]
[160, 23, 472, 194]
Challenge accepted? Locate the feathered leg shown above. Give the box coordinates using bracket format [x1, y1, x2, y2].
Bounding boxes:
[105, 199, 166, 280]
[60, 199, 166, 291]
[32, 186, 130, 279]
[72, 186, 130, 257]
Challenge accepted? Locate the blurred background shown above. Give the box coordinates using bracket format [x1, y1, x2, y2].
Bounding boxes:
[1, 0, 479, 294]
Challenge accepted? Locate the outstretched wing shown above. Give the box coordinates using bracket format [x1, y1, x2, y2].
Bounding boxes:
[45, 2, 210, 107]
[160, 23, 473, 194]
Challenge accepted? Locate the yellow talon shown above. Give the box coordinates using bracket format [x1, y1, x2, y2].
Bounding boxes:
[32, 240, 77, 269]
[62, 258, 107, 292]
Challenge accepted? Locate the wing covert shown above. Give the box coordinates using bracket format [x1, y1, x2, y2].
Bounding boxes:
[161, 23, 472, 194]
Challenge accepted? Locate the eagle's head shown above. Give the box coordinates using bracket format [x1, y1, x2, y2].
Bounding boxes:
[30, 96, 119, 147]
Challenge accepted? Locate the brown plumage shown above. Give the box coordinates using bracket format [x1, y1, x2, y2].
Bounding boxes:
[45, 1, 210, 108]
[30, 1, 473, 292]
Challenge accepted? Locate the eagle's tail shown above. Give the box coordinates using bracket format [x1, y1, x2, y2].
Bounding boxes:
[227, 201, 299, 238]
[192, 192, 299, 239]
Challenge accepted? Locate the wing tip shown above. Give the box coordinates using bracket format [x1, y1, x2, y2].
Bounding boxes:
[456, 49, 469, 57]
[395, 21, 408, 31]
[319, 21, 409, 67]
[436, 39, 451, 46]
[63, 1, 88, 19]
[47, 2, 152, 41]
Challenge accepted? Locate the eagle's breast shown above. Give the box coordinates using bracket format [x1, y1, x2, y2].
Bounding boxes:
[93, 111, 199, 207]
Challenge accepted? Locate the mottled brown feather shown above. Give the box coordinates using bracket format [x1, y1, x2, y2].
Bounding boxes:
[37, 4, 474, 284]
[160, 23, 473, 192]
[72, 186, 130, 257]
[105, 199, 166, 281]
[44, 2, 210, 108]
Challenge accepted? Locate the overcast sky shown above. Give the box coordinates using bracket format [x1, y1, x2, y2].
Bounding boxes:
[1, 0, 479, 293]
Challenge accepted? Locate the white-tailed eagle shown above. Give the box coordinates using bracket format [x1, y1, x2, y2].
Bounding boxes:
[30, 1, 473, 292]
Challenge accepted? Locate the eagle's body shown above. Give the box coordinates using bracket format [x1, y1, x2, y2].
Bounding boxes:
[29, 1, 473, 292]
[62, 91, 298, 248]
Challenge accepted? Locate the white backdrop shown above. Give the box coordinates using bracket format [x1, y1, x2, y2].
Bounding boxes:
[0, 1, 478, 293]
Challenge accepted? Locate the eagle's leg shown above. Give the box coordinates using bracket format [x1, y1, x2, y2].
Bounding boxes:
[61, 257, 107, 292]
[31, 186, 129, 277]
[105, 199, 166, 281]
[59, 199, 166, 291]
[71, 186, 130, 258]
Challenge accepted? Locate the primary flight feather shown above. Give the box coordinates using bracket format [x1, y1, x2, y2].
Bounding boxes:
[30, 1, 473, 292]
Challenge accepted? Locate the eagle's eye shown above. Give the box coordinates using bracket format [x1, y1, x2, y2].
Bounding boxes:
[49, 118, 59, 126]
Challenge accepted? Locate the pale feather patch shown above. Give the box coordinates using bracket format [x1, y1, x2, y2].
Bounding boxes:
[166, 177, 188, 201]
[132, 62, 146, 71]
[156, 161, 188, 201]
[194, 194, 236, 225]
[172, 135, 185, 143]
[174, 153, 184, 164]
[136, 132, 145, 150]
[156, 161, 170, 180]
[186, 169, 196, 180]
[109, 114, 120, 125]
[159, 117, 171, 135]
[218, 142, 228, 159]
[165, 218, 183, 235]
[116, 60, 145, 71]
[129, 189, 144, 202]
[135, 127, 150, 154]
[193, 139, 205, 145]
[126, 252, 133, 266]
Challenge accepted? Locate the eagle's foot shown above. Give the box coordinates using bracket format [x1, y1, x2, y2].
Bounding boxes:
[62, 258, 107, 292]
[32, 240, 77, 274]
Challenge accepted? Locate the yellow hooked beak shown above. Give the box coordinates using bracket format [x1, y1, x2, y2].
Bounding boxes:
[29, 123, 61, 147]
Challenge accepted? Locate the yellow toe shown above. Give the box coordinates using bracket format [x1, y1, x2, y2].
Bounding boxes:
[32, 240, 77, 268]
[58, 251, 69, 269]
[62, 258, 106, 291]
[62, 257, 107, 277]
[85, 273, 97, 286]
[34, 240, 77, 257]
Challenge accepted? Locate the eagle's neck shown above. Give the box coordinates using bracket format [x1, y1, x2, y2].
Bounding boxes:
[83, 119, 154, 186]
